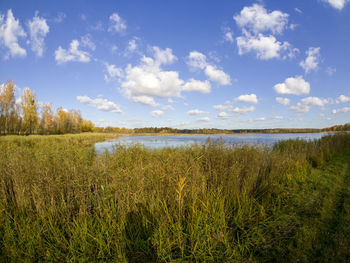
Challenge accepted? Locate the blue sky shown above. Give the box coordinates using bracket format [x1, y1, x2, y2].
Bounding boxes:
[1, 0, 349, 129]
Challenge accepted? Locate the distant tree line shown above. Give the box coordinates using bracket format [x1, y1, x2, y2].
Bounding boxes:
[322, 123, 350, 132]
[0, 80, 94, 135]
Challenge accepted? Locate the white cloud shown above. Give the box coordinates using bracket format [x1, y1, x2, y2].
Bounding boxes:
[272, 115, 284, 120]
[336, 94, 350, 103]
[104, 63, 123, 82]
[151, 110, 164, 117]
[162, 105, 174, 111]
[187, 109, 208, 115]
[213, 101, 233, 111]
[273, 76, 310, 95]
[236, 32, 295, 60]
[204, 65, 231, 85]
[121, 47, 217, 106]
[290, 96, 329, 113]
[232, 106, 255, 115]
[223, 27, 234, 43]
[234, 4, 289, 35]
[275, 97, 290, 105]
[217, 112, 230, 119]
[80, 34, 96, 51]
[53, 12, 66, 23]
[235, 94, 258, 104]
[234, 4, 298, 60]
[196, 117, 210, 122]
[152, 46, 177, 65]
[326, 66, 336, 76]
[108, 12, 126, 33]
[55, 40, 91, 64]
[332, 107, 350, 114]
[187, 51, 231, 85]
[122, 55, 183, 103]
[0, 9, 27, 58]
[300, 47, 321, 73]
[183, 79, 211, 94]
[77, 95, 122, 113]
[187, 51, 207, 70]
[324, 0, 349, 10]
[27, 13, 49, 57]
[295, 8, 303, 14]
[126, 38, 137, 54]
[131, 95, 159, 107]
[254, 117, 266, 121]
[168, 98, 174, 103]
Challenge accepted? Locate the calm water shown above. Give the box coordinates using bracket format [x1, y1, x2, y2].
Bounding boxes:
[95, 133, 331, 154]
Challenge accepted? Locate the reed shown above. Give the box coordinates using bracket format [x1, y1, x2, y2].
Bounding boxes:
[0, 133, 350, 262]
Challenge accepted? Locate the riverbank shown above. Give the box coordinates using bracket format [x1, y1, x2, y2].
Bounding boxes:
[1, 133, 350, 262]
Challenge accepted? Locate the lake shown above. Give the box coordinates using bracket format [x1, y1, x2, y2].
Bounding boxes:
[94, 133, 331, 154]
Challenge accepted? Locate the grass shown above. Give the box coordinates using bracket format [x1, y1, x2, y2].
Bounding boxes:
[0, 133, 350, 262]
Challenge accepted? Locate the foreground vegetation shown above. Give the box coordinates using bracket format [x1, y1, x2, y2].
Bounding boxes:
[1, 134, 350, 262]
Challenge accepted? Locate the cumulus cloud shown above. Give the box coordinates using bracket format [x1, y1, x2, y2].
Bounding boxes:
[108, 12, 126, 33]
[55, 39, 91, 64]
[300, 47, 321, 73]
[80, 34, 96, 51]
[273, 76, 310, 95]
[125, 38, 137, 54]
[162, 105, 174, 111]
[332, 107, 350, 114]
[27, 13, 49, 57]
[290, 96, 329, 113]
[324, 0, 349, 10]
[204, 65, 231, 85]
[336, 94, 350, 103]
[152, 46, 177, 65]
[275, 97, 290, 105]
[213, 103, 233, 111]
[223, 27, 234, 43]
[187, 51, 231, 85]
[183, 79, 211, 93]
[187, 51, 207, 70]
[77, 95, 122, 113]
[104, 63, 123, 82]
[232, 106, 255, 115]
[120, 47, 215, 106]
[196, 117, 210, 122]
[234, 4, 289, 35]
[234, 4, 297, 60]
[0, 9, 27, 58]
[151, 110, 164, 117]
[187, 109, 208, 115]
[235, 94, 258, 104]
[217, 111, 230, 119]
[236, 32, 296, 60]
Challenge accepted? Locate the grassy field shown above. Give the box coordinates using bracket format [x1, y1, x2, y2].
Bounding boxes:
[0, 133, 350, 262]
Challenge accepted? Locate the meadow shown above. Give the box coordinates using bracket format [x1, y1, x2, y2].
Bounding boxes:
[0, 133, 350, 262]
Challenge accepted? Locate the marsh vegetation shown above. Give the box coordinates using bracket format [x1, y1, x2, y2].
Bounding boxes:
[1, 133, 350, 262]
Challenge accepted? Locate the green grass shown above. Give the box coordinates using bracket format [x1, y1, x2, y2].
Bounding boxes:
[0, 133, 350, 262]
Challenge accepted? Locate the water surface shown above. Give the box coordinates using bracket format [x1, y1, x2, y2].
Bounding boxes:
[95, 133, 330, 154]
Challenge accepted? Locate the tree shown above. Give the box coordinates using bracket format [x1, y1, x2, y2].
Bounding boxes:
[21, 88, 39, 134]
[39, 102, 54, 134]
[0, 80, 16, 134]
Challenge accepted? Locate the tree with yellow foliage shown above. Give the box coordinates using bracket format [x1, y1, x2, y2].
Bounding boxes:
[21, 88, 39, 135]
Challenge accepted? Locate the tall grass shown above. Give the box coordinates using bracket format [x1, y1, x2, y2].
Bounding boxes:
[0, 133, 350, 262]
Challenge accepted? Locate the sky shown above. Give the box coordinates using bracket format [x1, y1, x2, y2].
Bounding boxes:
[0, 0, 349, 129]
